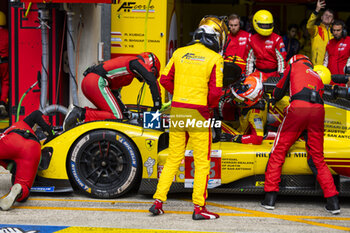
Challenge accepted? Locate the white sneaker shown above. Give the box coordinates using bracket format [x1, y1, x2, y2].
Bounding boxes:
[0, 183, 22, 211]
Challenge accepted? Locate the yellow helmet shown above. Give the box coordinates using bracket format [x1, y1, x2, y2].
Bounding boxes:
[193, 15, 228, 52]
[314, 65, 331, 85]
[0, 11, 5, 26]
[252, 10, 274, 36]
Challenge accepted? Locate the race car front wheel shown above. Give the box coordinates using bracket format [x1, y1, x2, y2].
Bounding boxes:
[67, 130, 141, 199]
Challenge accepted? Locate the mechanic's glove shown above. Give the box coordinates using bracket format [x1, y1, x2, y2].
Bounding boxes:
[269, 97, 277, 106]
[344, 66, 350, 75]
[160, 101, 171, 112]
[232, 135, 242, 143]
[279, 73, 284, 79]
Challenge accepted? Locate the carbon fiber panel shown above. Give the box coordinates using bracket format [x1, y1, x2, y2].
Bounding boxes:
[138, 175, 350, 196]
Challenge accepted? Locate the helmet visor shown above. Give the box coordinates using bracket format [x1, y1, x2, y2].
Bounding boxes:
[257, 23, 273, 29]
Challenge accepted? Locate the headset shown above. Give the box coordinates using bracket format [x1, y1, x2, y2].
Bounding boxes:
[331, 19, 348, 38]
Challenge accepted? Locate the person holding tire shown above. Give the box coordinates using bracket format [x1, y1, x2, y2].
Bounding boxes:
[0, 110, 54, 210]
[149, 15, 226, 220]
[63, 52, 162, 131]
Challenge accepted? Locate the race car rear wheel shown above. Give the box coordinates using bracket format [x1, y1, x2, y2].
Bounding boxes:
[67, 130, 141, 199]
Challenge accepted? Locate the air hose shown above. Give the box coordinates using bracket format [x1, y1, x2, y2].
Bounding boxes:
[16, 71, 41, 122]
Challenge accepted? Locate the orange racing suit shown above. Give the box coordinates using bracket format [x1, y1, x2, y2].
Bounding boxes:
[155, 43, 223, 206]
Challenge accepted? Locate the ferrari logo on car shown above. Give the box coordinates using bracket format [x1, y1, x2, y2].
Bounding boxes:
[145, 139, 155, 151]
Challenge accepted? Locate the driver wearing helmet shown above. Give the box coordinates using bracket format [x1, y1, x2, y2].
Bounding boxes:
[246, 10, 287, 81]
[261, 54, 340, 214]
[149, 15, 227, 220]
[63, 52, 162, 131]
[228, 71, 267, 145]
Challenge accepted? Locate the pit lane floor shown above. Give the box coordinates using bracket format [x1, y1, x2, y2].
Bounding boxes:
[1, 169, 350, 233]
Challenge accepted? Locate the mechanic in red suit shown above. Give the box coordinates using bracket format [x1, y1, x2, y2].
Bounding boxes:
[324, 20, 350, 86]
[0, 11, 9, 117]
[246, 10, 286, 82]
[261, 54, 340, 214]
[0, 110, 54, 211]
[63, 52, 162, 131]
[224, 13, 251, 67]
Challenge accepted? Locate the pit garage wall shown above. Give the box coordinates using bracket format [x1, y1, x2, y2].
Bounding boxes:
[53, 1, 350, 109]
[110, 1, 169, 107]
[66, 3, 108, 109]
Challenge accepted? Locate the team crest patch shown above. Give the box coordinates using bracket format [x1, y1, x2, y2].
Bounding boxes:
[145, 139, 155, 151]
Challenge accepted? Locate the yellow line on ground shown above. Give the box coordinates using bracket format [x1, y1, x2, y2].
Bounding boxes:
[28, 197, 153, 204]
[13, 205, 252, 217]
[206, 201, 350, 231]
[14, 200, 350, 231]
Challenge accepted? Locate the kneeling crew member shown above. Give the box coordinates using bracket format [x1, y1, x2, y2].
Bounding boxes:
[0, 110, 54, 210]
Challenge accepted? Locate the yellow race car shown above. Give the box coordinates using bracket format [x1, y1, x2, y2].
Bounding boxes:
[33, 86, 350, 199]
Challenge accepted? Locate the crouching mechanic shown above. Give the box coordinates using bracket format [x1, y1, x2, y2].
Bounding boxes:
[63, 52, 162, 131]
[149, 15, 227, 220]
[227, 71, 267, 145]
[261, 54, 340, 214]
[0, 110, 54, 210]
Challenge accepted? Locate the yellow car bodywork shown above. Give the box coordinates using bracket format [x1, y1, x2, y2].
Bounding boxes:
[37, 98, 350, 197]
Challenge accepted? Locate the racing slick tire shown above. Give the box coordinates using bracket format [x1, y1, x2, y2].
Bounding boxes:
[67, 130, 141, 199]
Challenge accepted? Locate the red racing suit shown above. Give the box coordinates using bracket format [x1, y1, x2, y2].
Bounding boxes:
[224, 30, 251, 61]
[154, 43, 223, 207]
[82, 55, 161, 122]
[264, 62, 339, 198]
[324, 36, 350, 86]
[246, 33, 286, 81]
[0, 110, 53, 202]
[0, 27, 9, 103]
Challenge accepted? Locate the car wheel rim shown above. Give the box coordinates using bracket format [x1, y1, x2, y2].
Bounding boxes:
[78, 139, 131, 187]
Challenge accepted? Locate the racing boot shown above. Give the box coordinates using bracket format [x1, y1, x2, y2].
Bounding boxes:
[261, 191, 277, 210]
[325, 195, 340, 215]
[0, 183, 22, 211]
[192, 205, 219, 220]
[63, 104, 85, 131]
[149, 199, 164, 215]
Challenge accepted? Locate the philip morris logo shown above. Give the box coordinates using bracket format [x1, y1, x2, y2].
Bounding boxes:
[182, 53, 205, 61]
[143, 110, 161, 129]
[117, 2, 155, 13]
